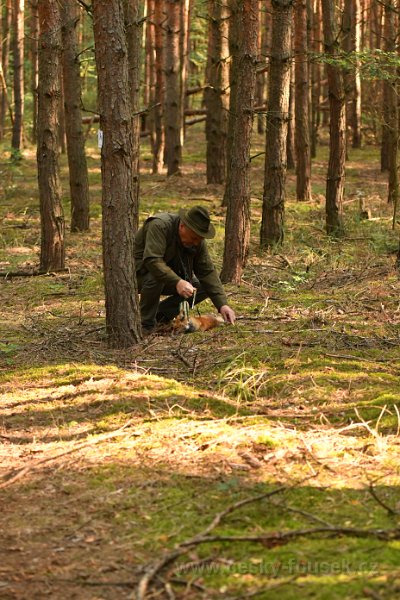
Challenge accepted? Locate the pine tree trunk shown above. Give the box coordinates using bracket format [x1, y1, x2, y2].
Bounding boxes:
[11, 0, 25, 154]
[294, 0, 312, 200]
[164, 0, 182, 176]
[0, 0, 12, 140]
[145, 0, 165, 174]
[153, 0, 165, 173]
[286, 56, 295, 169]
[381, 2, 396, 175]
[222, 0, 241, 206]
[256, 0, 268, 134]
[58, 74, 66, 153]
[61, 0, 90, 232]
[205, 0, 230, 184]
[124, 0, 142, 230]
[310, 0, 321, 158]
[179, 0, 190, 140]
[383, 0, 398, 206]
[342, 0, 362, 150]
[321, 0, 346, 236]
[29, 0, 39, 143]
[352, 0, 362, 148]
[92, 0, 141, 347]
[0, 5, 3, 140]
[145, 0, 157, 164]
[260, 0, 293, 248]
[37, 0, 65, 272]
[220, 0, 258, 283]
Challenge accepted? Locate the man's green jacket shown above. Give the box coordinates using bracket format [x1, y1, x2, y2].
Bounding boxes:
[135, 212, 228, 310]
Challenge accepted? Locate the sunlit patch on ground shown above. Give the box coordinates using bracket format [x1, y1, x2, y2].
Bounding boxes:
[1, 130, 400, 598]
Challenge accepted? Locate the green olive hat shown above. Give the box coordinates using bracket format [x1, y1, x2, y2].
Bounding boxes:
[179, 206, 216, 239]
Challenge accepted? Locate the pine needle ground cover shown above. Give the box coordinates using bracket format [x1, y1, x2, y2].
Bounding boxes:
[0, 130, 400, 599]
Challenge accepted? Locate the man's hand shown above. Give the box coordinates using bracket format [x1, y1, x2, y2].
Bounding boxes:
[219, 305, 236, 324]
[176, 279, 195, 299]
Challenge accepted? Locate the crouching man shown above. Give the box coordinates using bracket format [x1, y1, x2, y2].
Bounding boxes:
[134, 205, 236, 334]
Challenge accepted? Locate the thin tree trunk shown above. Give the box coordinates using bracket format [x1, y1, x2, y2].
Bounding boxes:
[29, 0, 39, 143]
[92, 0, 141, 347]
[0, 0, 12, 139]
[220, 0, 258, 283]
[286, 56, 295, 169]
[260, 0, 293, 248]
[383, 0, 398, 206]
[142, 0, 149, 133]
[342, 0, 362, 150]
[61, 0, 90, 232]
[145, 0, 157, 165]
[179, 0, 190, 140]
[153, 0, 165, 173]
[379, 1, 389, 171]
[294, 0, 312, 200]
[164, 0, 182, 176]
[352, 0, 362, 148]
[124, 0, 142, 231]
[11, 0, 25, 154]
[205, 0, 230, 184]
[310, 0, 321, 158]
[321, 0, 346, 236]
[58, 73, 66, 153]
[222, 0, 241, 206]
[0, 3, 3, 140]
[37, 0, 65, 272]
[256, 0, 268, 134]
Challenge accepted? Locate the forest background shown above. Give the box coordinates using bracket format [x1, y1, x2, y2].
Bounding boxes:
[0, 0, 400, 599]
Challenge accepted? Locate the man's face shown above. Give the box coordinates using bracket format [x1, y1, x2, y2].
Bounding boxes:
[178, 222, 204, 248]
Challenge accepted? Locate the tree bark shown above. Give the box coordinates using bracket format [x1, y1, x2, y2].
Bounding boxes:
[256, 0, 270, 135]
[351, 0, 362, 148]
[154, 0, 165, 173]
[220, 0, 258, 283]
[92, 0, 141, 347]
[61, 0, 90, 232]
[322, 0, 346, 236]
[164, 0, 182, 176]
[37, 0, 65, 272]
[342, 0, 362, 150]
[0, 0, 12, 140]
[260, 0, 293, 248]
[294, 0, 312, 200]
[310, 0, 321, 158]
[179, 0, 190, 140]
[11, 0, 25, 154]
[286, 56, 295, 169]
[124, 0, 142, 230]
[29, 0, 39, 143]
[383, 0, 398, 206]
[205, 0, 230, 184]
[222, 0, 241, 206]
[145, 0, 165, 174]
[0, 4, 3, 140]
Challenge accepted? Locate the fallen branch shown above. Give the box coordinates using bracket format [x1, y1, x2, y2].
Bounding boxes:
[0, 268, 70, 279]
[368, 481, 399, 516]
[134, 484, 288, 600]
[189, 525, 400, 546]
[134, 473, 400, 599]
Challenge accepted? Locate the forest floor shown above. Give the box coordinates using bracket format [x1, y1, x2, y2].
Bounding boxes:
[1, 128, 400, 600]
